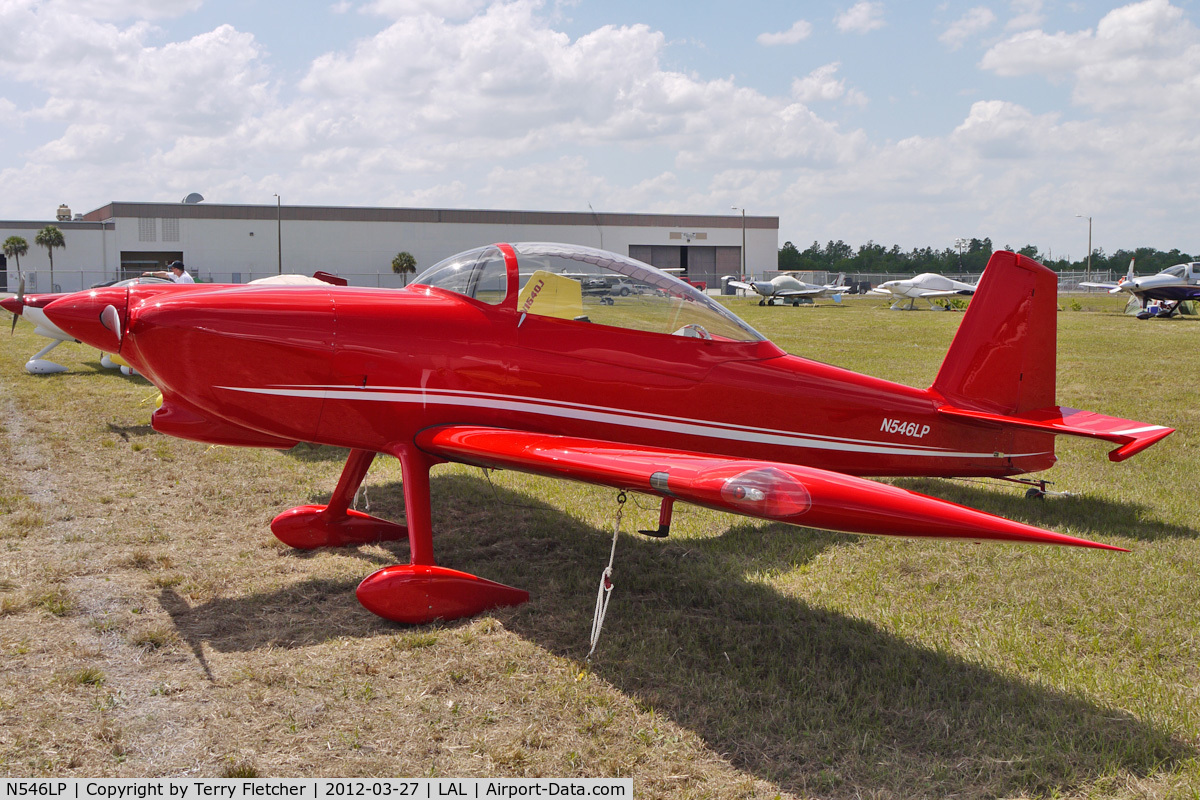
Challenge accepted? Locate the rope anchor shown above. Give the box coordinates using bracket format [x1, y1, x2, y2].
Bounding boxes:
[587, 491, 626, 661]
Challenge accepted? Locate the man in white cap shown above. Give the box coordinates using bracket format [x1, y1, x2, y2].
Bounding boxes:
[143, 260, 195, 284]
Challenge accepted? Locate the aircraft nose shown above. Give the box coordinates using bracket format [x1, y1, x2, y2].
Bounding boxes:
[43, 287, 128, 354]
[0, 296, 21, 315]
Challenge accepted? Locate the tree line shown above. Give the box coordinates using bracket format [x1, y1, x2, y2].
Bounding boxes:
[778, 238, 1196, 276]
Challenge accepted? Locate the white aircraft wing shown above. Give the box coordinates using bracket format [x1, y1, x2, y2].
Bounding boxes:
[916, 289, 970, 298]
[1079, 281, 1124, 291]
[727, 280, 755, 291]
[776, 288, 827, 298]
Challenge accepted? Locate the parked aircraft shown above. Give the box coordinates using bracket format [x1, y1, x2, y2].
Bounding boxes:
[729, 273, 849, 305]
[43, 243, 1171, 625]
[870, 273, 977, 310]
[1, 276, 173, 373]
[1080, 259, 1200, 318]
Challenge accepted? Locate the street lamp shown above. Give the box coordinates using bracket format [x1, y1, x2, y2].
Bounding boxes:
[1075, 214, 1092, 282]
[954, 237, 967, 272]
[588, 202, 603, 250]
[274, 193, 282, 275]
[730, 206, 746, 279]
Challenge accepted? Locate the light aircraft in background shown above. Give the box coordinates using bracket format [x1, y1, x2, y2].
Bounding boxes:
[870, 273, 977, 310]
[2, 276, 172, 373]
[43, 243, 1171, 626]
[1080, 259, 1200, 319]
[729, 273, 850, 306]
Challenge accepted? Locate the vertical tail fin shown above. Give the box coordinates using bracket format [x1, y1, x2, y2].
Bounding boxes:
[932, 251, 1058, 415]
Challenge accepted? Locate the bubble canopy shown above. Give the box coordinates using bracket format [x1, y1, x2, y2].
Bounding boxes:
[413, 242, 765, 343]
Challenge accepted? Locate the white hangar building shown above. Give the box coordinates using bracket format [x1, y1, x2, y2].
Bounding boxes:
[0, 201, 778, 294]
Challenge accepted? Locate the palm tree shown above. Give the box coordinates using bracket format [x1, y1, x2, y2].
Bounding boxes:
[34, 226, 65, 292]
[391, 251, 417, 285]
[3, 235, 28, 278]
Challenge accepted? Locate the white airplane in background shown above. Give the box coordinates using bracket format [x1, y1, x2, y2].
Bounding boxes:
[729, 273, 850, 306]
[870, 273, 977, 310]
[1080, 259, 1200, 319]
[1, 276, 173, 373]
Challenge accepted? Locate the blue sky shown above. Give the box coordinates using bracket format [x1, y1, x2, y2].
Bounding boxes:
[3, 0, 1199, 259]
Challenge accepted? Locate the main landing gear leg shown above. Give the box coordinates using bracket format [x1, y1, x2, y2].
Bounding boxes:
[270, 448, 408, 548]
[25, 340, 68, 374]
[996, 476, 1076, 500]
[355, 447, 529, 625]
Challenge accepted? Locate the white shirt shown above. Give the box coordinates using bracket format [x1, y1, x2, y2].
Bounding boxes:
[170, 271, 195, 284]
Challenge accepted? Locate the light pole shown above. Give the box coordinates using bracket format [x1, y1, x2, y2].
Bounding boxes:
[588, 202, 603, 250]
[730, 206, 746, 279]
[274, 193, 282, 275]
[1075, 214, 1092, 282]
[954, 237, 967, 272]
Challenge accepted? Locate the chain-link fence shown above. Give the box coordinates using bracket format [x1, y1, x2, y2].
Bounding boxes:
[756, 269, 1118, 293]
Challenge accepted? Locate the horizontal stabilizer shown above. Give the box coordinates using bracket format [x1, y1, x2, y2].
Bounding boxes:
[937, 405, 1174, 462]
[416, 425, 1125, 550]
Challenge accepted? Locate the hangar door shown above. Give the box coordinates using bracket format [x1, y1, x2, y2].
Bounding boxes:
[120, 250, 184, 279]
[628, 245, 740, 288]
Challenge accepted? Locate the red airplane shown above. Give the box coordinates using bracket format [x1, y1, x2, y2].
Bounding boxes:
[41, 243, 1172, 625]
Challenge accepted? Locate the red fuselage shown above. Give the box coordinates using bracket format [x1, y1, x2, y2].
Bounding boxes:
[71, 281, 1051, 480]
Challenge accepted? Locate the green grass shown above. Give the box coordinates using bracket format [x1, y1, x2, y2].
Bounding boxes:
[0, 295, 1196, 795]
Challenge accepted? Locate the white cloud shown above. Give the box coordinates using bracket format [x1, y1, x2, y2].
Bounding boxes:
[939, 7, 997, 50]
[362, 0, 492, 19]
[757, 20, 813, 46]
[980, 0, 1200, 115]
[1006, 0, 1044, 31]
[295, 1, 868, 173]
[47, 0, 202, 21]
[835, 2, 885, 34]
[480, 156, 610, 210]
[791, 63, 867, 107]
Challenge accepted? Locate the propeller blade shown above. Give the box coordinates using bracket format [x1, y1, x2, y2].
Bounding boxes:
[8, 273, 25, 334]
[99, 304, 122, 344]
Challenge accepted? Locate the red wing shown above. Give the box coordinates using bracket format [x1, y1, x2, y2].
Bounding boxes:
[414, 425, 1124, 551]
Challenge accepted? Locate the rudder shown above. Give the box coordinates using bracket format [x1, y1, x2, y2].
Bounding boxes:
[932, 251, 1058, 415]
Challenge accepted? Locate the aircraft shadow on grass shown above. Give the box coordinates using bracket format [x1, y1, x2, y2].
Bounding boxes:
[282, 443, 355, 464]
[157, 473, 1192, 798]
[106, 422, 155, 440]
[894, 477, 1198, 542]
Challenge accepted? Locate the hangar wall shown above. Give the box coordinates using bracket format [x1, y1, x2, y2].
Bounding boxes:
[2, 202, 778, 293]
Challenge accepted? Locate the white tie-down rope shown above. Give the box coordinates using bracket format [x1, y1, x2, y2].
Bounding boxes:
[587, 491, 626, 661]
